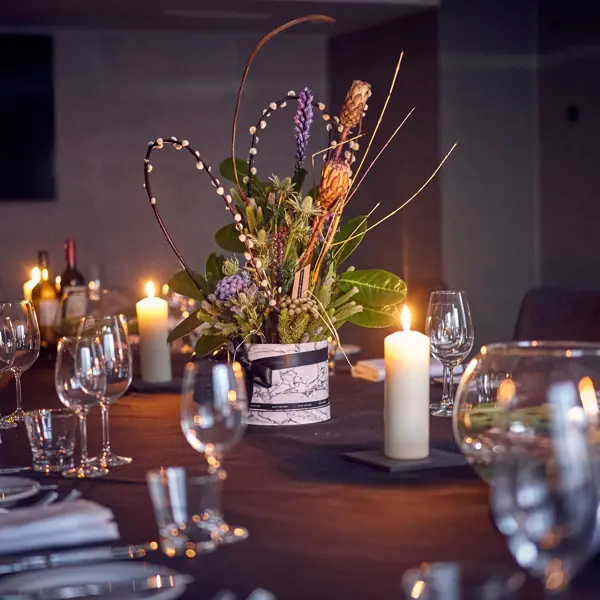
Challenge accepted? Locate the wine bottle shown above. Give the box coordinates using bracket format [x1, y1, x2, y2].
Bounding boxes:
[31, 250, 59, 346]
[59, 238, 87, 321]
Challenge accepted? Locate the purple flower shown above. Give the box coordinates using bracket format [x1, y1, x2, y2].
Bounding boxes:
[214, 271, 249, 301]
[294, 88, 313, 172]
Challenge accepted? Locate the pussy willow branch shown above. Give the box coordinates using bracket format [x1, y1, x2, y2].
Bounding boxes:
[143, 137, 272, 299]
[245, 96, 336, 197]
[231, 15, 335, 202]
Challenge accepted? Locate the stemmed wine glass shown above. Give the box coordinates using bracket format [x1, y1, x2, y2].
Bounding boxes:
[55, 336, 107, 478]
[0, 301, 40, 424]
[0, 314, 16, 429]
[491, 379, 599, 598]
[79, 315, 133, 469]
[181, 360, 249, 543]
[425, 291, 474, 417]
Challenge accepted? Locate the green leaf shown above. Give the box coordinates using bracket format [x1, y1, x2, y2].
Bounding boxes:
[334, 216, 367, 266]
[291, 168, 307, 192]
[306, 186, 319, 201]
[349, 304, 402, 328]
[168, 311, 206, 343]
[219, 158, 264, 197]
[339, 269, 407, 307]
[168, 269, 209, 300]
[205, 253, 225, 283]
[215, 223, 245, 253]
[194, 334, 226, 358]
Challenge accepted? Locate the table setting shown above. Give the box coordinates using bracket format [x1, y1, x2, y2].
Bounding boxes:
[1, 12, 600, 600]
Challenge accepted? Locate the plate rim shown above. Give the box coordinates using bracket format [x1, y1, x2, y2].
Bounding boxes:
[0, 476, 40, 507]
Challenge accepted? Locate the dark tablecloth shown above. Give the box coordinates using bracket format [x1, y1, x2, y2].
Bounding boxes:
[0, 359, 598, 599]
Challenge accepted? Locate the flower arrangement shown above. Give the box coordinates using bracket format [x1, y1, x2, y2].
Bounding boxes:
[142, 15, 454, 359]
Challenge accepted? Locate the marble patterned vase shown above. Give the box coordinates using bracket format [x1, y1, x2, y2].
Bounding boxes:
[246, 341, 330, 426]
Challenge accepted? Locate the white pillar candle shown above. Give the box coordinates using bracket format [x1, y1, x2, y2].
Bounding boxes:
[384, 305, 430, 460]
[23, 267, 41, 302]
[136, 281, 172, 383]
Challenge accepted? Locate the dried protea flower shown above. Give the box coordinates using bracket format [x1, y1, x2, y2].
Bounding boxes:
[340, 80, 371, 128]
[319, 160, 352, 209]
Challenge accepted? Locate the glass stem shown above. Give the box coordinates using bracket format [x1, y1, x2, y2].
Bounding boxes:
[78, 413, 89, 468]
[14, 373, 22, 412]
[447, 366, 456, 407]
[440, 367, 450, 407]
[101, 404, 111, 454]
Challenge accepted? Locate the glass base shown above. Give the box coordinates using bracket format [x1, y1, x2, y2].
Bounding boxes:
[217, 521, 249, 544]
[89, 451, 133, 468]
[431, 406, 453, 417]
[0, 419, 17, 430]
[62, 464, 108, 479]
[1, 408, 26, 424]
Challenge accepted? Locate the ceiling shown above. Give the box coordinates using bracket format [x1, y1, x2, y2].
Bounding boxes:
[0, 0, 438, 34]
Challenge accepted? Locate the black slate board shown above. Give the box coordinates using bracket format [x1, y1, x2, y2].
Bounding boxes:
[341, 448, 467, 473]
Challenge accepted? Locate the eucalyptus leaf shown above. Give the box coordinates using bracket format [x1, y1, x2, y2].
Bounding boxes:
[194, 334, 226, 358]
[205, 253, 225, 283]
[168, 269, 209, 300]
[349, 304, 402, 328]
[339, 269, 407, 307]
[215, 223, 245, 253]
[167, 311, 206, 343]
[334, 215, 367, 266]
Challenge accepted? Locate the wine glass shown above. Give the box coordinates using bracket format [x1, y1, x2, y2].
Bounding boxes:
[55, 336, 107, 478]
[181, 360, 249, 543]
[425, 291, 474, 417]
[491, 379, 599, 598]
[79, 314, 133, 469]
[0, 314, 16, 429]
[0, 301, 40, 424]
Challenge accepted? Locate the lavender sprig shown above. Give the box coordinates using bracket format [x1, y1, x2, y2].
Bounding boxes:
[294, 88, 313, 173]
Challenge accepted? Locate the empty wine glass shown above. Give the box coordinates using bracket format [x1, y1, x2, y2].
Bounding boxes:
[181, 360, 249, 543]
[79, 314, 133, 469]
[55, 336, 107, 478]
[491, 379, 599, 598]
[0, 301, 40, 424]
[425, 291, 474, 417]
[0, 314, 16, 430]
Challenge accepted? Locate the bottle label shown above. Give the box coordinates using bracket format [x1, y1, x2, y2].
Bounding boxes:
[63, 286, 87, 320]
[39, 299, 59, 326]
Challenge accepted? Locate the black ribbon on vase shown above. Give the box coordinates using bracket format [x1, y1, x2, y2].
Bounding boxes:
[232, 338, 329, 409]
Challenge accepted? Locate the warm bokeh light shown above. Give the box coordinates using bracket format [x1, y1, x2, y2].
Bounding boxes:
[31, 267, 41, 284]
[578, 376, 598, 425]
[410, 580, 425, 598]
[401, 305, 411, 332]
[146, 280, 155, 298]
[497, 377, 516, 406]
[41, 268, 49, 281]
[55, 275, 62, 289]
[162, 283, 169, 296]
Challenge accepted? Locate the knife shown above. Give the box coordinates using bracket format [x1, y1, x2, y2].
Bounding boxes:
[2, 572, 193, 600]
[0, 543, 158, 575]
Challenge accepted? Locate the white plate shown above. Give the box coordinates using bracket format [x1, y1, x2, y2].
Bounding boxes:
[0, 476, 40, 507]
[0, 562, 187, 600]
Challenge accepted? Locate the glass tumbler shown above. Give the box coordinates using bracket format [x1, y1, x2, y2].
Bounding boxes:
[147, 466, 230, 557]
[24, 408, 77, 473]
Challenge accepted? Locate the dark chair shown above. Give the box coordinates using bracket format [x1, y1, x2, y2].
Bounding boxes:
[513, 287, 600, 342]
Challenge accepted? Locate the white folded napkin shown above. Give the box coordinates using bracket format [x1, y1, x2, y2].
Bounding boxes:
[351, 358, 463, 383]
[0, 499, 120, 555]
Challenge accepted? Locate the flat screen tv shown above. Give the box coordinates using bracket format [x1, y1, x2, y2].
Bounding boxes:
[0, 34, 55, 200]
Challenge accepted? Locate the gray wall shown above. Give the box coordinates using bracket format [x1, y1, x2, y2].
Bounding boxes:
[538, 0, 600, 288]
[439, 0, 539, 345]
[0, 29, 328, 298]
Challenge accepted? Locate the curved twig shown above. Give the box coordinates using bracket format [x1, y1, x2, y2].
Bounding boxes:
[231, 15, 335, 201]
[143, 137, 272, 299]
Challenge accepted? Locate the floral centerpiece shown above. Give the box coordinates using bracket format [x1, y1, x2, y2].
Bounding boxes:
[141, 15, 453, 425]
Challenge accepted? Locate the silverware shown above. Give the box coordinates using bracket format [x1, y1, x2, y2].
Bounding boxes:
[0, 467, 32, 475]
[61, 489, 82, 503]
[32, 491, 59, 507]
[2, 572, 193, 600]
[0, 543, 158, 575]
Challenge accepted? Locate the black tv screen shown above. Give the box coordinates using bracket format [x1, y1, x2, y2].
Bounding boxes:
[0, 34, 55, 200]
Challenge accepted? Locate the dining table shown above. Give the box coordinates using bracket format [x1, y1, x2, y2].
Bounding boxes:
[0, 354, 599, 600]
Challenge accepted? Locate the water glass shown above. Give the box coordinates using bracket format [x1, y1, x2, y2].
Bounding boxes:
[491, 380, 598, 597]
[402, 562, 524, 599]
[425, 291, 474, 417]
[147, 466, 231, 557]
[24, 409, 77, 473]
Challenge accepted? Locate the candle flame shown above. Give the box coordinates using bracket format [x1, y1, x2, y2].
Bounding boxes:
[31, 267, 41, 284]
[578, 376, 598, 425]
[401, 305, 411, 332]
[146, 280, 155, 298]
